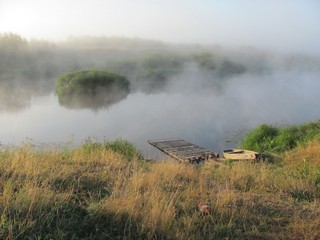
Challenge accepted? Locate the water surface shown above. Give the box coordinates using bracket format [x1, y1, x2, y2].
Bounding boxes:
[1, 72, 319, 158]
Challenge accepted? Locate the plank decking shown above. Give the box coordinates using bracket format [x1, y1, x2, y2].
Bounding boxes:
[147, 138, 218, 163]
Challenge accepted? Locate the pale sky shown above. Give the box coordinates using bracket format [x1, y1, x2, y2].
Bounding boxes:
[1, 0, 320, 54]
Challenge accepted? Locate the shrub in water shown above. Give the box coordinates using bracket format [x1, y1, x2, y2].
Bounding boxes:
[56, 70, 130, 109]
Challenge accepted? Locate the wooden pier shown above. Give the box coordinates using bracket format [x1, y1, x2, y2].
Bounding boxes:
[147, 138, 219, 163]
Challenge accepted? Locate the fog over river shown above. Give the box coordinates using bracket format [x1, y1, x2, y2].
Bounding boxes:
[1, 32, 320, 158]
[1, 69, 319, 158]
[1, 0, 320, 158]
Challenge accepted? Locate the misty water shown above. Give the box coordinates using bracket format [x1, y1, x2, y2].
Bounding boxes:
[1, 71, 319, 158]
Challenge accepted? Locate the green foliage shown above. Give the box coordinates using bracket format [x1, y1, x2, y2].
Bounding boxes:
[192, 53, 246, 78]
[299, 121, 320, 142]
[56, 70, 130, 97]
[103, 138, 141, 160]
[242, 121, 320, 153]
[81, 138, 103, 153]
[56, 70, 130, 110]
[275, 126, 302, 152]
[242, 124, 279, 152]
[142, 54, 184, 71]
[137, 54, 185, 91]
[81, 138, 141, 160]
[192, 52, 216, 70]
[217, 59, 246, 77]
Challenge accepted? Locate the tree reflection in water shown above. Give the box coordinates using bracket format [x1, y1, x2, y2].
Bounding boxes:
[57, 87, 129, 111]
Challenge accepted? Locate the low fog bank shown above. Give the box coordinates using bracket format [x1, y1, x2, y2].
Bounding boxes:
[1, 33, 320, 112]
[1, 34, 320, 152]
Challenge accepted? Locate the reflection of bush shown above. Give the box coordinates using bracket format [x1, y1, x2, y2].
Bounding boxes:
[0, 85, 31, 112]
[0, 78, 54, 112]
[56, 70, 130, 110]
[57, 89, 129, 110]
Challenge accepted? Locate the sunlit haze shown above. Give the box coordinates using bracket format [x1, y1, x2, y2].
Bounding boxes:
[1, 0, 320, 54]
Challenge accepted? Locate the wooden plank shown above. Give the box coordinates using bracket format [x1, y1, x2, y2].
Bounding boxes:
[148, 138, 218, 163]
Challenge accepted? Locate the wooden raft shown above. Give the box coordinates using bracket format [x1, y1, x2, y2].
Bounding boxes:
[148, 138, 218, 163]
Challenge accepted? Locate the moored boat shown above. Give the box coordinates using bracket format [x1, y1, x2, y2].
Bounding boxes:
[223, 149, 259, 160]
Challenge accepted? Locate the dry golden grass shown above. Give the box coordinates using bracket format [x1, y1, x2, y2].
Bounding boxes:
[285, 139, 320, 165]
[0, 141, 319, 239]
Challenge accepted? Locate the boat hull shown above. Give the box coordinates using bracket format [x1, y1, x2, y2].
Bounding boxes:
[223, 149, 258, 160]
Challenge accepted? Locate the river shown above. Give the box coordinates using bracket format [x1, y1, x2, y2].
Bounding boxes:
[1, 71, 320, 158]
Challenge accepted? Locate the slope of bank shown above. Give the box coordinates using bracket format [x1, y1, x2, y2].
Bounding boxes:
[0, 137, 319, 239]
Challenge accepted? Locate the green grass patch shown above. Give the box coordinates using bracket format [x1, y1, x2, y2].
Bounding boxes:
[103, 138, 142, 160]
[56, 70, 130, 96]
[56, 70, 130, 109]
[241, 121, 320, 153]
[81, 138, 142, 160]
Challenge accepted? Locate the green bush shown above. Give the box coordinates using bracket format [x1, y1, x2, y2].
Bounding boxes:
[275, 127, 302, 152]
[192, 52, 216, 70]
[56, 70, 129, 97]
[217, 59, 246, 77]
[103, 139, 141, 160]
[241, 121, 320, 153]
[56, 70, 130, 109]
[242, 124, 279, 152]
[81, 138, 141, 160]
[138, 54, 185, 90]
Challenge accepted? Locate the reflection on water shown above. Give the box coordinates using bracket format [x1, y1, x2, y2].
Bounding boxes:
[57, 88, 129, 110]
[0, 83, 32, 112]
[0, 76, 54, 112]
[0, 72, 320, 158]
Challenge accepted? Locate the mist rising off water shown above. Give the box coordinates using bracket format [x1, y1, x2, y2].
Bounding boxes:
[0, 36, 320, 156]
[0, 70, 319, 157]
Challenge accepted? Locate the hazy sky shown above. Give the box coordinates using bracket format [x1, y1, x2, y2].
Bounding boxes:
[1, 0, 320, 53]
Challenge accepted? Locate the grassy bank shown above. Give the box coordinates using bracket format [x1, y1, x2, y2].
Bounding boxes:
[242, 121, 320, 153]
[0, 136, 319, 239]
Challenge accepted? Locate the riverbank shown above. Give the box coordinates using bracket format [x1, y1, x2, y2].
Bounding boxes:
[0, 135, 319, 239]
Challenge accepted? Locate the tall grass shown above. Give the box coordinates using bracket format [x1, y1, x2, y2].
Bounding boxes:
[56, 70, 130, 97]
[242, 121, 320, 153]
[56, 70, 130, 109]
[0, 138, 319, 239]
